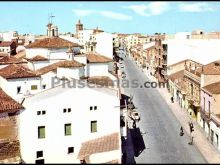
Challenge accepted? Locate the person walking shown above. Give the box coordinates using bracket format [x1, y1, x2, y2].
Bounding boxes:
[180, 126, 184, 136]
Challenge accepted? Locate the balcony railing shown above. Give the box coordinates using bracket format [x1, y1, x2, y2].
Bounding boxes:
[184, 70, 201, 84]
[211, 113, 220, 126]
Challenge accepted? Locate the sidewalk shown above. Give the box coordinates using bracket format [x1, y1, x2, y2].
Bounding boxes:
[157, 86, 220, 163]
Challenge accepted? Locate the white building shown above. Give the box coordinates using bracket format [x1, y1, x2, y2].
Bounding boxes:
[19, 80, 121, 163]
[78, 29, 94, 46]
[25, 37, 80, 59]
[86, 52, 113, 77]
[0, 31, 18, 42]
[36, 59, 85, 90]
[25, 37, 81, 70]
[0, 64, 41, 103]
[95, 32, 113, 59]
[0, 41, 17, 55]
[163, 38, 220, 67]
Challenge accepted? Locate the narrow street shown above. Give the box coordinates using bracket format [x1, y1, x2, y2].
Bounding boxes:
[120, 50, 207, 163]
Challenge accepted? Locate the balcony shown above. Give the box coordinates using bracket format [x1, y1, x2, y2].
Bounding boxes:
[211, 113, 220, 127]
[200, 108, 211, 121]
[184, 70, 201, 84]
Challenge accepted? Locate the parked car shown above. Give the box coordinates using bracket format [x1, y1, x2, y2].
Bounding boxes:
[121, 72, 126, 79]
[128, 109, 140, 121]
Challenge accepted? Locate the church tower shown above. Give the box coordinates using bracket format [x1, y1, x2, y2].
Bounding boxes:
[75, 19, 83, 38]
[46, 14, 58, 37]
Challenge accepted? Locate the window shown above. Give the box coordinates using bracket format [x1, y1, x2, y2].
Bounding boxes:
[37, 111, 46, 115]
[65, 123, 72, 136]
[31, 85, 38, 90]
[17, 86, 21, 94]
[90, 106, 93, 111]
[68, 147, 74, 154]
[94, 106, 97, 110]
[35, 159, 44, 164]
[208, 101, 211, 115]
[63, 108, 71, 113]
[38, 126, 45, 139]
[91, 121, 97, 133]
[190, 84, 193, 96]
[36, 151, 43, 158]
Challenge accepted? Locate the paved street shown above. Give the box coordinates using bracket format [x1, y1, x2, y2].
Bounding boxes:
[120, 51, 207, 163]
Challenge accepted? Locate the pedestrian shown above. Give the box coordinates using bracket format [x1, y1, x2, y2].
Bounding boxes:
[180, 126, 184, 136]
[133, 120, 136, 128]
[171, 96, 174, 103]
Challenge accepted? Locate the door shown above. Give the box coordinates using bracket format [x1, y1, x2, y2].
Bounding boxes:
[211, 130, 214, 144]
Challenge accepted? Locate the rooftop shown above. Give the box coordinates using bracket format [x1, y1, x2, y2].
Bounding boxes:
[0, 140, 20, 161]
[0, 41, 14, 47]
[168, 70, 185, 82]
[36, 60, 85, 75]
[0, 88, 24, 113]
[87, 52, 112, 63]
[0, 64, 39, 79]
[203, 81, 220, 95]
[77, 132, 119, 160]
[88, 76, 114, 87]
[0, 53, 9, 57]
[25, 37, 80, 49]
[0, 56, 26, 65]
[25, 55, 49, 62]
[14, 51, 26, 60]
[197, 60, 220, 75]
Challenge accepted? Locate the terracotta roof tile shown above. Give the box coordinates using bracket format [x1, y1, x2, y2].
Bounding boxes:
[87, 52, 112, 63]
[36, 60, 85, 75]
[0, 56, 26, 65]
[203, 81, 220, 94]
[168, 70, 184, 82]
[26, 55, 49, 62]
[77, 132, 119, 160]
[88, 76, 114, 87]
[25, 37, 80, 49]
[197, 60, 220, 75]
[14, 51, 26, 60]
[0, 88, 24, 113]
[0, 53, 9, 57]
[0, 41, 13, 47]
[0, 64, 39, 79]
[0, 140, 20, 160]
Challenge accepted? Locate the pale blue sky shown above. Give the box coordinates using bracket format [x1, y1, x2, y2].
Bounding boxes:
[1, 1, 220, 35]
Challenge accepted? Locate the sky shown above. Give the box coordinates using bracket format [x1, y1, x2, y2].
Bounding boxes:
[1, 1, 220, 35]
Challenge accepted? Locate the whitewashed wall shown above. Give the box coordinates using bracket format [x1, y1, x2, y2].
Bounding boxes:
[27, 61, 50, 71]
[57, 67, 85, 80]
[87, 63, 109, 77]
[0, 77, 41, 103]
[164, 39, 220, 66]
[19, 85, 120, 163]
[26, 48, 50, 59]
[95, 32, 113, 59]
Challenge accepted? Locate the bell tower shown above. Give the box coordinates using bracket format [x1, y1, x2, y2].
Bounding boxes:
[46, 13, 58, 37]
[75, 19, 83, 38]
